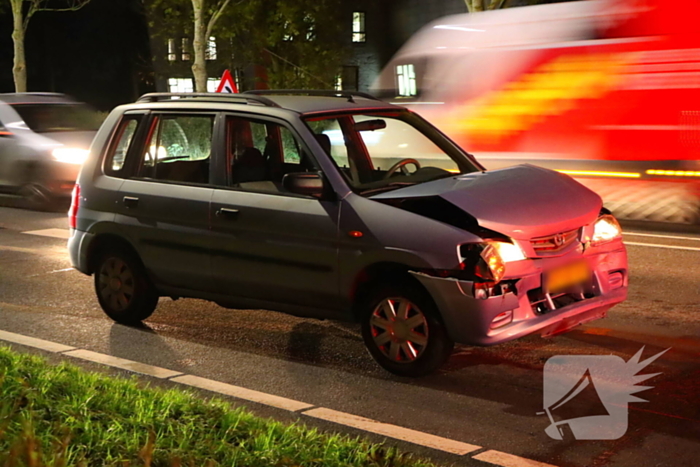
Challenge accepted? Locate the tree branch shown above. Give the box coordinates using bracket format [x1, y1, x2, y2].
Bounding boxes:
[205, 0, 233, 40]
[263, 48, 332, 87]
[26, 0, 92, 30]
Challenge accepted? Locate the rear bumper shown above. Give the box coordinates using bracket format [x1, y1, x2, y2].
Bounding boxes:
[412, 242, 628, 346]
[67, 229, 93, 275]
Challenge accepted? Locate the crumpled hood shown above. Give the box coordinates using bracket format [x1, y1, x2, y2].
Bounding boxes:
[372, 165, 602, 240]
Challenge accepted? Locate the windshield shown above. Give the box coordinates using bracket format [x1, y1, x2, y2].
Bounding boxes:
[11, 103, 100, 133]
[304, 111, 480, 195]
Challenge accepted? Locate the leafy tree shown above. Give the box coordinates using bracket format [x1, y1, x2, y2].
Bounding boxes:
[239, 0, 346, 89]
[144, 0, 347, 91]
[7, 0, 92, 92]
[190, 0, 233, 91]
[145, 0, 247, 91]
[464, 0, 507, 12]
[464, 0, 580, 13]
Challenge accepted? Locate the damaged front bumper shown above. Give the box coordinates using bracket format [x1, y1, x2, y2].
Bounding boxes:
[411, 241, 628, 346]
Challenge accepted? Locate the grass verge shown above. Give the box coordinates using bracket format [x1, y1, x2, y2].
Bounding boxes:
[0, 346, 437, 467]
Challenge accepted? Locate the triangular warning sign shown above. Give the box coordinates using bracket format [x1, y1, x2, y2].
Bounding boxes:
[216, 69, 238, 93]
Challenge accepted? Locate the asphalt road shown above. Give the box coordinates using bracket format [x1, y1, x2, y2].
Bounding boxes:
[0, 205, 698, 467]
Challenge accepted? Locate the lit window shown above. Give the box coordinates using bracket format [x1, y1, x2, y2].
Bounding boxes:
[181, 38, 190, 61]
[283, 21, 293, 41]
[207, 78, 219, 92]
[167, 38, 176, 62]
[168, 78, 193, 93]
[206, 37, 217, 60]
[305, 15, 316, 41]
[335, 74, 342, 91]
[396, 64, 416, 97]
[352, 12, 366, 43]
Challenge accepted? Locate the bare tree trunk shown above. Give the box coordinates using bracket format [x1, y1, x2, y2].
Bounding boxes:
[465, 0, 485, 13]
[10, 0, 27, 92]
[191, 0, 208, 92]
[465, 0, 507, 13]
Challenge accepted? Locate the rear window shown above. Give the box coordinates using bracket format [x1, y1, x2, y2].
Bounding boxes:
[11, 104, 101, 133]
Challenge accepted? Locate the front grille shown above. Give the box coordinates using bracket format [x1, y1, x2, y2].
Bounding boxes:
[531, 228, 580, 256]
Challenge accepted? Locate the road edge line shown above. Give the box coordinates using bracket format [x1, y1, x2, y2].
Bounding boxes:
[171, 374, 313, 412]
[302, 407, 481, 456]
[62, 348, 183, 379]
[0, 329, 76, 353]
[473, 450, 558, 467]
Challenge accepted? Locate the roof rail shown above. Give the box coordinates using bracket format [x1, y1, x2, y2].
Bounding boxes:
[243, 89, 380, 103]
[136, 92, 280, 108]
[0, 92, 66, 97]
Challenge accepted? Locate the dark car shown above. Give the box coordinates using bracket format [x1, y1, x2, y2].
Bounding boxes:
[67, 91, 628, 376]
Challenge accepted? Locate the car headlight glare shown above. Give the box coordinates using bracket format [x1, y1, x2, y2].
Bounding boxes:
[470, 243, 506, 283]
[491, 241, 527, 263]
[591, 214, 622, 245]
[52, 148, 89, 165]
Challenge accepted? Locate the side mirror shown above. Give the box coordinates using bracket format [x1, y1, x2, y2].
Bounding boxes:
[282, 172, 325, 198]
[354, 119, 386, 132]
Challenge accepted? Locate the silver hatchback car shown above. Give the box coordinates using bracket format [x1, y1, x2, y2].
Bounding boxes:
[0, 93, 98, 208]
[68, 91, 628, 376]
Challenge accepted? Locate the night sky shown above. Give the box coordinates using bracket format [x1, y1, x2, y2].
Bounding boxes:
[0, 0, 153, 110]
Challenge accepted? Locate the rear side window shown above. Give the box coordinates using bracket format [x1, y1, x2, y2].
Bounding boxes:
[138, 114, 214, 185]
[104, 115, 141, 176]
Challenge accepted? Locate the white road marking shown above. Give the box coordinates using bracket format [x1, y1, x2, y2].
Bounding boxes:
[171, 374, 313, 412]
[625, 232, 700, 242]
[28, 267, 75, 278]
[302, 407, 481, 456]
[62, 349, 184, 379]
[473, 450, 558, 467]
[22, 228, 70, 240]
[625, 241, 700, 252]
[0, 329, 76, 353]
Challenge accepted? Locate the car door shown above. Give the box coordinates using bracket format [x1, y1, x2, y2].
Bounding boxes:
[209, 114, 341, 311]
[115, 111, 219, 292]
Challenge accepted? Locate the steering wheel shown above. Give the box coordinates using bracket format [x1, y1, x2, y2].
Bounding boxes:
[383, 158, 421, 179]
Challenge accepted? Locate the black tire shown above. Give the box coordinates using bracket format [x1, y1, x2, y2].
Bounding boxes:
[360, 282, 454, 377]
[94, 248, 158, 325]
[18, 183, 55, 211]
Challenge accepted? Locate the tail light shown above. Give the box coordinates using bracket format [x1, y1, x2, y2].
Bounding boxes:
[69, 184, 80, 229]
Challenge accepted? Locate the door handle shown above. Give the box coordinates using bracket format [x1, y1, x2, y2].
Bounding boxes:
[123, 196, 139, 208]
[216, 207, 239, 219]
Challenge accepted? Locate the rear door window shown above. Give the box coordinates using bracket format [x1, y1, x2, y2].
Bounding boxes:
[137, 114, 215, 185]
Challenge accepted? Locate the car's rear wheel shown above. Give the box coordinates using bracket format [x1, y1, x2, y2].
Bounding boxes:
[94, 248, 158, 324]
[360, 283, 454, 377]
[19, 182, 54, 211]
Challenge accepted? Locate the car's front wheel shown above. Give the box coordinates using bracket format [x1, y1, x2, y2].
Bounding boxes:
[94, 248, 158, 325]
[360, 283, 454, 377]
